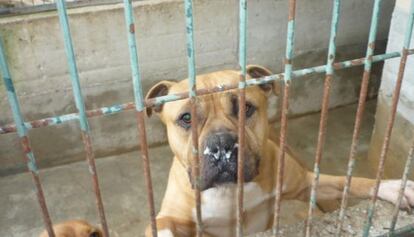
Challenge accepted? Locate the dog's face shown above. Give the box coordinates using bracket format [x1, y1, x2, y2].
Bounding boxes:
[39, 220, 103, 237]
[146, 65, 277, 191]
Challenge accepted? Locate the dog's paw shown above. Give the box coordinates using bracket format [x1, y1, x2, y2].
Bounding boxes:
[375, 179, 414, 210]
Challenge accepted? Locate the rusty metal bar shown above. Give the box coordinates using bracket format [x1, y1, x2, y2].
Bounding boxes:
[305, 0, 341, 236]
[237, 0, 247, 236]
[363, 0, 414, 235]
[55, 1, 109, 236]
[336, 0, 383, 235]
[389, 145, 414, 235]
[0, 34, 56, 237]
[389, 3, 414, 235]
[272, 0, 296, 236]
[2, 49, 414, 136]
[121, 0, 158, 236]
[183, 0, 202, 236]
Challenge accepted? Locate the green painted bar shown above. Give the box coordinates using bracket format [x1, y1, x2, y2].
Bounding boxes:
[56, 1, 110, 236]
[0, 34, 56, 237]
[305, 1, 341, 236]
[336, 0, 383, 235]
[121, 0, 158, 236]
[273, 0, 296, 236]
[56, 0, 90, 132]
[184, 0, 203, 236]
[237, 0, 248, 236]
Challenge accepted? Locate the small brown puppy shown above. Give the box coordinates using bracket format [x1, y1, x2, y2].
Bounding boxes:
[39, 220, 102, 237]
[144, 65, 414, 237]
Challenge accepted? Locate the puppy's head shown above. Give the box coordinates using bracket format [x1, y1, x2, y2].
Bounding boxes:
[39, 220, 103, 237]
[146, 65, 276, 191]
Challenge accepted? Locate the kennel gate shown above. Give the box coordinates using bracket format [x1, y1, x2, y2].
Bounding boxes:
[1, 0, 414, 236]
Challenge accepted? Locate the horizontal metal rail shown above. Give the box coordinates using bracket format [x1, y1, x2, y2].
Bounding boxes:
[1, 49, 413, 135]
[0, 0, 138, 17]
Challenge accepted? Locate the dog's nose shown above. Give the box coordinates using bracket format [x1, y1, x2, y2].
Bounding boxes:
[203, 132, 238, 162]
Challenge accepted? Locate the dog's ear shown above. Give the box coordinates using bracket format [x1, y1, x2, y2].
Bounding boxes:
[246, 65, 281, 96]
[145, 80, 176, 117]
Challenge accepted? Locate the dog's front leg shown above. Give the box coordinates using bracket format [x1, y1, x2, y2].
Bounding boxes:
[145, 216, 195, 237]
[304, 172, 414, 209]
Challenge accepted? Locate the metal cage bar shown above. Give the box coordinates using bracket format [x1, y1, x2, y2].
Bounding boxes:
[389, 145, 414, 234]
[237, 0, 247, 237]
[363, 0, 414, 235]
[336, 0, 383, 235]
[121, 0, 158, 236]
[305, 0, 341, 236]
[2, 49, 414, 136]
[0, 1, 414, 236]
[388, 1, 414, 234]
[0, 36, 56, 237]
[272, 0, 296, 236]
[55, 1, 110, 236]
[184, 0, 203, 236]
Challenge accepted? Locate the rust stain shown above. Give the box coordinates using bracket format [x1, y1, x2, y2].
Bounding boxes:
[21, 136, 32, 153]
[129, 23, 135, 34]
[284, 58, 292, 65]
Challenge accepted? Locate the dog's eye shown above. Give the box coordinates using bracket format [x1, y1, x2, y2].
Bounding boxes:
[245, 102, 256, 118]
[231, 96, 256, 118]
[89, 231, 101, 237]
[181, 113, 191, 123]
[177, 112, 192, 129]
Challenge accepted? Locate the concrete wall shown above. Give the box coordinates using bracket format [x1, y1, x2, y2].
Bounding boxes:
[0, 0, 395, 176]
[368, 0, 414, 179]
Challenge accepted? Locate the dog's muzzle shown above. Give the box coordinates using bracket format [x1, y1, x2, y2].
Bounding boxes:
[189, 131, 258, 191]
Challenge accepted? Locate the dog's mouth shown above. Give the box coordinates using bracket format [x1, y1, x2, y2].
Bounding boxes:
[188, 149, 260, 191]
[187, 131, 260, 191]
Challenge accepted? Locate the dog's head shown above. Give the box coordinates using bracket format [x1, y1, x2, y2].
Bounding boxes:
[39, 220, 103, 237]
[146, 65, 278, 191]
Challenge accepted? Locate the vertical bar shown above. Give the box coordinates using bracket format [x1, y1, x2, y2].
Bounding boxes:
[389, 145, 414, 234]
[335, 0, 382, 235]
[55, 1, 109, 236]
[184, 0, 202, 236]
[304, 1, 341, 236]
[237, 0, 247, 237]
[122, 0, 158, 237]
[272, 0, 296, 236]
[363, 0, 414, 235]
[0, 36, 56, 237]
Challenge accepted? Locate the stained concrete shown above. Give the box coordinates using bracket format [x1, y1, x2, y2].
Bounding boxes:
[2, 100, 404, 237]
[248, 200, 414, 237]
[0, 0, 395, 175]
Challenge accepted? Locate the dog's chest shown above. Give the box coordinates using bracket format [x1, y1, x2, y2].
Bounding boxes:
[193, 182, 274, 237]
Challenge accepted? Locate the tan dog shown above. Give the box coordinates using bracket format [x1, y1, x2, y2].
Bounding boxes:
[39, 220, 102, 237]
[144, 65, 414, 237]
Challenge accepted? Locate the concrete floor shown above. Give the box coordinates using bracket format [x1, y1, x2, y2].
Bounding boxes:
[1, 100, 382, 237]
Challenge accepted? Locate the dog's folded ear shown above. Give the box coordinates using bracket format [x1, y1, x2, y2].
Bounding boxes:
[145, 80, 176, 117]
[246, 64, 281, 96]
